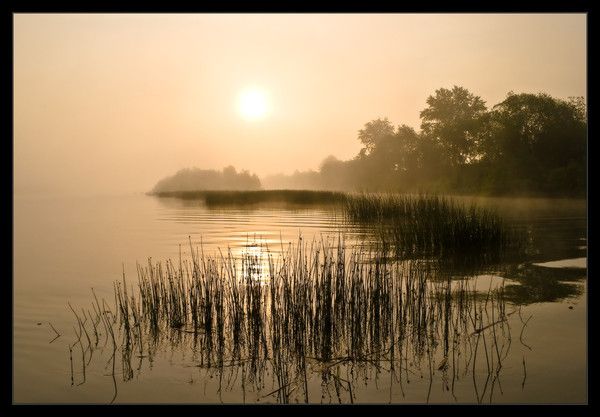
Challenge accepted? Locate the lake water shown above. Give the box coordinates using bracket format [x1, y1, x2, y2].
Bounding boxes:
[13, 193, 587, 404]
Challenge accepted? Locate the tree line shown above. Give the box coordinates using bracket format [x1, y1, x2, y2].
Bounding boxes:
[153, 86, 586, 197]
[152, 166, 261, 193]
[267, 86, 586, 197]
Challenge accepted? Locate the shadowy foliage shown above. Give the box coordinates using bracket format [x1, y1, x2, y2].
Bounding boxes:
[263, 87, 586, 197]
[152, 166, 261, 193]
[420, 86, 488, 167]
[501, 263, 586, 304]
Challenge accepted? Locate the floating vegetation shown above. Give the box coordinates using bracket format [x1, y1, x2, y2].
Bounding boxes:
[68, 237, 526, 404]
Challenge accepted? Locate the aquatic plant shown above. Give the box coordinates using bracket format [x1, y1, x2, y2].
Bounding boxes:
[342, 193, 526, 260]
[151, 189, 348, 206]
[69, 237, 521, 403]
[151, 190, 525, 261]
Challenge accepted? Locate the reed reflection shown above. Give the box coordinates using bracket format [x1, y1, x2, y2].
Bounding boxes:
[67, 236, 539, 403]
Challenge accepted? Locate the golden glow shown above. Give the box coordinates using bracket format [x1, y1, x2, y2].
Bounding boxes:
[13, 14, 586, 194]
[238, 87, 269, 121]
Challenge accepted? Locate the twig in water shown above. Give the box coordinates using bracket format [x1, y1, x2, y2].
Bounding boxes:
[48, 322, 61, 344]
[518, 309, 533, 351]
[470, 309, 518, 336]
[521, 356, 527, 390]
[261, 381, 295, 399]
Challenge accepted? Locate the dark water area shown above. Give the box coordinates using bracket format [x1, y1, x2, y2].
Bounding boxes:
[13, 193, 586, 404]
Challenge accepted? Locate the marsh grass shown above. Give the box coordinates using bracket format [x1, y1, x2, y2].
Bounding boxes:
[152, 190, 348, 206]
[69, 237, 521, 403]
[343, 193, 526, 261]
[151, 190, 525, 263]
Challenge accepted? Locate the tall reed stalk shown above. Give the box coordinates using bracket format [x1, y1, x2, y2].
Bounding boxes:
[70, 236, 518, 403]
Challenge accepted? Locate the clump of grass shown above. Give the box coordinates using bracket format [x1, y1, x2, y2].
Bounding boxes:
[343, 193, 525, 260]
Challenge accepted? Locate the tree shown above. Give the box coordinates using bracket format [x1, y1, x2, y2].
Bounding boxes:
[320, 155, 349, 190]
[394, 124, 421, 174]
[151, 166, 261, 192]
[357, 117, 396, 155]
[568, 96, 587, 123]
[223, 165, 237, 178]
[420, 86, 487, 167]
[481, 92, 586, 194]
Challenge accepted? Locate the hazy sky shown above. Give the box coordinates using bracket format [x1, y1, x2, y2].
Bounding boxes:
[14, 13, 586, 195]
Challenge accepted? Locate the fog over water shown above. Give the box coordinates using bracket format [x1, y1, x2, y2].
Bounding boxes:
[13, 13, 587, 405]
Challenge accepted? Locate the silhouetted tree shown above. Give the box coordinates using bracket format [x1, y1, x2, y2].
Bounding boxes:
[152, 166, 261, 192]
[320, 155, 350, 190]
[357, 117, 396, 155]
[480, 92, 586, 195]
[394, 124, 422, 174]
[420, 86, 487, 167]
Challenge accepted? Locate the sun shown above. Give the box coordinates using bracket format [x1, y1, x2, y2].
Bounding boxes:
[238, 87, 269, 121]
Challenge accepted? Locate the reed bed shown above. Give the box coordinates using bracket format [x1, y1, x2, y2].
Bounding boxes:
[151, 190, 525, 260]
[343, 193, 525, 259]
[69, 237, 521, 403]
[152, 189, 348, 206]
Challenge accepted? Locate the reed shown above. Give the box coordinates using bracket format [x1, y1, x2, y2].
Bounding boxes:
[69, 236, 518, 403]
[151, 190, 525, 261]
[151, 189, 348, 206]
[343, 193, 525, 260]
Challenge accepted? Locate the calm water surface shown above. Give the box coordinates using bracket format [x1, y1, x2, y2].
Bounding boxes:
[13, 193, 587, 404]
